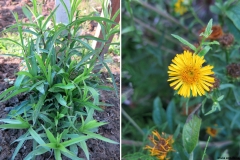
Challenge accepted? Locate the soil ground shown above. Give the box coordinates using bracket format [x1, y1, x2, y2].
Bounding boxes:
[0, 0, 120, 159]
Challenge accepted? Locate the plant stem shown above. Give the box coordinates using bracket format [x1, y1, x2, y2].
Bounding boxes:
[189, 152, 194, 160]
[122, 108, 145, 136]
[202, 136, 211, 160]
[224, 48, 229, 64]
[189, 6, 205, 27]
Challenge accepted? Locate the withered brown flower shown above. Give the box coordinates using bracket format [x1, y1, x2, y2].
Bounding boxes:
[219, 33, 234, 47]
[199, 25, 224, 40]
[206, 126, 218, 137]
[144, 130, 174, 160]
[227, 63, 240, 78]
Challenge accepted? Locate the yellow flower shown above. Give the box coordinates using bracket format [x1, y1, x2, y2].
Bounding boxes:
[168, 50, 215, 97]
[144, 130, 174, 160]
[174, 0, 188, 15]
[206, 127, 218, 137]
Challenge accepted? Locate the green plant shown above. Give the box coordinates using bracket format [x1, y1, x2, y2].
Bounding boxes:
[0, 0, 119, 159]
[122, 0, 240, 159]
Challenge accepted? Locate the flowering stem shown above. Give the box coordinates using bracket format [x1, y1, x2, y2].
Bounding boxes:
[202, 136, 211, 160]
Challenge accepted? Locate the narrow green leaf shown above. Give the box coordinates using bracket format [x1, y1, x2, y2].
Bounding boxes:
[85, 132, 118, 144]
[55, 93, 67, 107]
[69, 144, 78, 156]
[0, 123, 30, 129]
[36, 83, 45, 94]
[217, 95, 224, 101]
[73, 75, 90, 84]
[47, 64, 52, 86]
[182, 115, 202, 153]
[204, 19, 213, 37]
[43, 126, 57, 143]
[201, 98, 207, 114]
[95, 85, 114, 91]
[153, 97, 166, 128]
[202, 41, 220, 45]
[166, 100, 175, 133]
[198, 46, 211, 57]
[28, 127, 46, 145]
[42, 6, 59, 30]
[171, 34, 196, 52]
[35, 54, 48, 78]
[219, 84, 235, 90]
[0, 38, 22, 47]
[0, 119, 23, 124]
[11, 132, 30, 160]
[1, 88, 29, 102]
[71, 16, 116, 26]
[61, 150, 83, 160]
[0, 86, 15, 100]
[85, 86, 99, 105]
[76, 51, 96, 68]
[54, 149, 62, 160]
[78, 141, 89, 160]
[226, 3, 240, 30]
[78, 35, 107, 42]
[24, 147, 48, 160]
[73, 38, 94, 51]
[121, 26, 135, 34]
[29, 80, 45, 91]
[76, 101, 103, 111]
[61, 135, 91, 147]
[33, 94, 46, 125]
[81, 120, 107, 131]
[173, 124, 181, 140]
[50, 83, 75, 90]
[17, 71, 33, 78]
[103, 62, 119, 98]
[14, 75, 25, 89]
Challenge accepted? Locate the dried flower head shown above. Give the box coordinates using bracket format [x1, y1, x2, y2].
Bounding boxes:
[227, 63, 240, 78]
[219, 33, 234, 47]
[168, 50, 215, 97]
[206, 127, 218, 137]
[144, 130, 174, 160]
[199, 25, 224, 40]
[174, 0, 188, 15]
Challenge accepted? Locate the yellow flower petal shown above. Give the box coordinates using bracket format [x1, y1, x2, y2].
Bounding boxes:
[168, 51, 215, 97]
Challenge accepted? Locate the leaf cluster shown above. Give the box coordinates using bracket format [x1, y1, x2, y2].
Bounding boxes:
[0, 0, 119, 159]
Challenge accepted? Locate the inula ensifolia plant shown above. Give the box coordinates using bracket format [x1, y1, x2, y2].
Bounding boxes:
[165, 18, 235, 159]
[0, 0, 119, 159]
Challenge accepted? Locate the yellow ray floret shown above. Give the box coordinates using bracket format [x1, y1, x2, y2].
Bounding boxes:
[168, 50, 215, 97]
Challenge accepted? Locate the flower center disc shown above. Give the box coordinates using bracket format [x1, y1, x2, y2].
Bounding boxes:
[181, 66, 200, 84]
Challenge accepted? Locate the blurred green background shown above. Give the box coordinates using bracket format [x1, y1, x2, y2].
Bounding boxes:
[122, 0, 240, 159]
